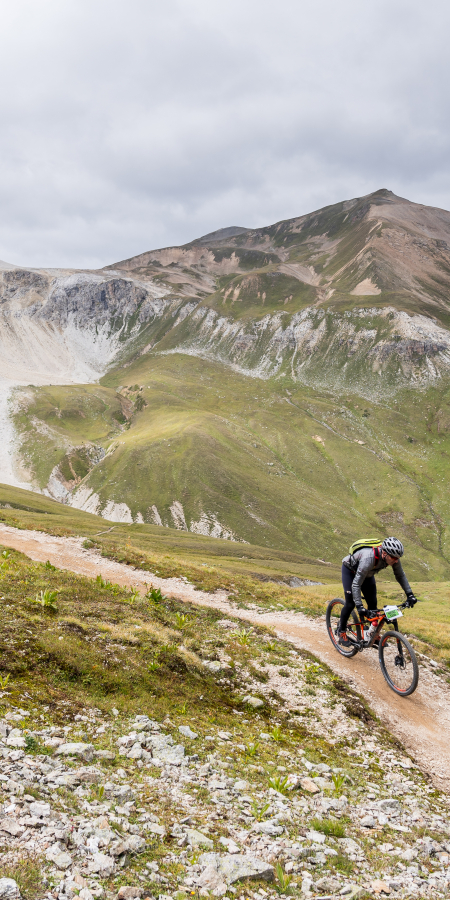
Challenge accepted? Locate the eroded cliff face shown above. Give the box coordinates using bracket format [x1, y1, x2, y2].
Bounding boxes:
[0, 263, 175, 488]
[155, 303, 450, 393]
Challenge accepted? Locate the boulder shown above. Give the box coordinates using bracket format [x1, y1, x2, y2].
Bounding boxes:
[55, 742, 95, 762]
[179, 725, 198, 739]
[242, 696, 264, 709]
[45, 845, 73, 870]
[0, 880, 20, 900]
[29, 801, 50, 818]
[74, 766, 103, 784]
[198, 852, 274, 884]
[6, 730, 26, 748]
[144, 822, 166, 836]
[127, 743, 143, 760]
[300, 777, 320, 794]
[116, 888, 142, 900]
[184, 828, 214, 849]
[88, 853, 115, 875]
[254, 821, 284, 836]
[361, 815, 377, 828]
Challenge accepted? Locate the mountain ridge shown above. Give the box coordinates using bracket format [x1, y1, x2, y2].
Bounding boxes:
[3, 188, 450, 564]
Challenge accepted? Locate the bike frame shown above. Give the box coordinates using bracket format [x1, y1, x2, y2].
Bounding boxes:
[346, 604, 406, 655]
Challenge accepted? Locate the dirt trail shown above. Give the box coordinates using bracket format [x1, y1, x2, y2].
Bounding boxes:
[1, 523, 450, 792]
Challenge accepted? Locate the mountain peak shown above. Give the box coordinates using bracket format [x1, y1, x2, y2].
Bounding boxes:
[195, 226, 249, 244]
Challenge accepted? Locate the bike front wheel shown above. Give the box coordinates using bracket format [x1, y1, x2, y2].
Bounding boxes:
[378, 631, 419, 696]
[326, 598, 361, 658]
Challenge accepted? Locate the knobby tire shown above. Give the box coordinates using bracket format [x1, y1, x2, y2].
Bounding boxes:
[378, 631, 419, 696]
[326, 598, 361, 658]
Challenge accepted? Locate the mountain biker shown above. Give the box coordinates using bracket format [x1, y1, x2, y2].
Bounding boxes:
[337, 537, 417, 648]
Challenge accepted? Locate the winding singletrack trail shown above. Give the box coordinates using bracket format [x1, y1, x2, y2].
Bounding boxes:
[1, 523, 450, 792]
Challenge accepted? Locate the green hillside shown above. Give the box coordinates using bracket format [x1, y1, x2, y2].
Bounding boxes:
[8, 189, 450, 582]
[12, 351, 450, 580]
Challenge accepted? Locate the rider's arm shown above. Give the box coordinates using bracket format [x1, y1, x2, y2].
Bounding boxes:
[392, 560, 413, 597]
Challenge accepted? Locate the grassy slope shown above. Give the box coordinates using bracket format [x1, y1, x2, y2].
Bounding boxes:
[5, 544, 446, 900]
[13, 353, 450, 582]
[1, 484, 450, 666]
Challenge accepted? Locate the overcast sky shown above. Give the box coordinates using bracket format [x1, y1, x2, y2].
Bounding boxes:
[0, 0, 449, 268]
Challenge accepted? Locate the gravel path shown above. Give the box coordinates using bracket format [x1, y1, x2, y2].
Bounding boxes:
[1, 522, 450, 793]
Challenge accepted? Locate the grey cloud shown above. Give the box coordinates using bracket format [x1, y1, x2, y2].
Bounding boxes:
[0, 0, 449, 267]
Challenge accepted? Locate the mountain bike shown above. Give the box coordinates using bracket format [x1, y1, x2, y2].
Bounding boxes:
[326, 599, 419, 696]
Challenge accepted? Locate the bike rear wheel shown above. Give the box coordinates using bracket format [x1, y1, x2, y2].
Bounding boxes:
[378, 631, 419, 696]
[326, 599, 361, 658]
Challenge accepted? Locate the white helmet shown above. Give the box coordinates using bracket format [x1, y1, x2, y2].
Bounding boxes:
[382, 537, 404, 558]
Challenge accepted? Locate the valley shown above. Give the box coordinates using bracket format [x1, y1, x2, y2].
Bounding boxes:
[2, 188, 450, 574]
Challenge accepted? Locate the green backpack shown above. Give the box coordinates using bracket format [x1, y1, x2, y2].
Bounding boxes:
[349, 537, 383, 556]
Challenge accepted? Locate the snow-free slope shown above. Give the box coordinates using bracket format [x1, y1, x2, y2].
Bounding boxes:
[5, 189, 450, 560]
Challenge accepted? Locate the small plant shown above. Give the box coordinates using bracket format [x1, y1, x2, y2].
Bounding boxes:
[271, 724, 283, 742]
[175, 612, 188, 629]
[0, 673, 11, 690]
[310, 816, 345, 838]
[24, 735, 42, 754]
[147, 586, 166, 604]
[266, 641, 278, 652]
[44, 559, 56, 571]
[275, 861, 292, 893]
[127, 587, 140, 603]
[97, 785, 105, 801]
[179, 701, 188, 714]
[332, 772, 346, 796]
[134, 394, 147, 411]
[96, 574, 110, 588]
[251, 800, 270, 821]
[148, 658, 161, 672]
[268, 774, 289, 795]
[31, 589, 59, 612]
[245, 741, 259, 757]
[304, 662, 321, 684]
[160, 641, 177, 654]
[333, 852, 353, 875]
[234, 628, 252, 645]
[0, 550, 11, 569]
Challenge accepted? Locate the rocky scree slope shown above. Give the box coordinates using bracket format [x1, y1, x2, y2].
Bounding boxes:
[2, 545, 450, 900]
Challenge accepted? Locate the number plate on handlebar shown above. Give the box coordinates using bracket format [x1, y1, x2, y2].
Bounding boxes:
[383, 605, 403, 621]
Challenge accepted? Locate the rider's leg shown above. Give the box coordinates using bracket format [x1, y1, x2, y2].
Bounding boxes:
[361, 575, 377, 609]
[339, 564, 355, 631]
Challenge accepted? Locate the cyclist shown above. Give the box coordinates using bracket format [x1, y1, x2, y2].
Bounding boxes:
[338, 537, 417, 648]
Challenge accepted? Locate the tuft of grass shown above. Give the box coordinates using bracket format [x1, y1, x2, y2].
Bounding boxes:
[304, 662, 322, 684]
[24, 734, 46, 754]
[0, 673, 11, 690]
[251, 800, 270, 821]
[271, 724, 283, 742]
[147, 586, 166, 604]
[275, 861, 293, 894]
[233, 628, 253, 646]
[30, 589, 59, 612]
[175, 612, 188, 629]
[332, 852, 354, 875]
[245, 741, 259, 757]
[268, 773, 289, 795]
[3, 856, 45, 900]
[332, 772, 346, 796]
[310, 816, 346, 838]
